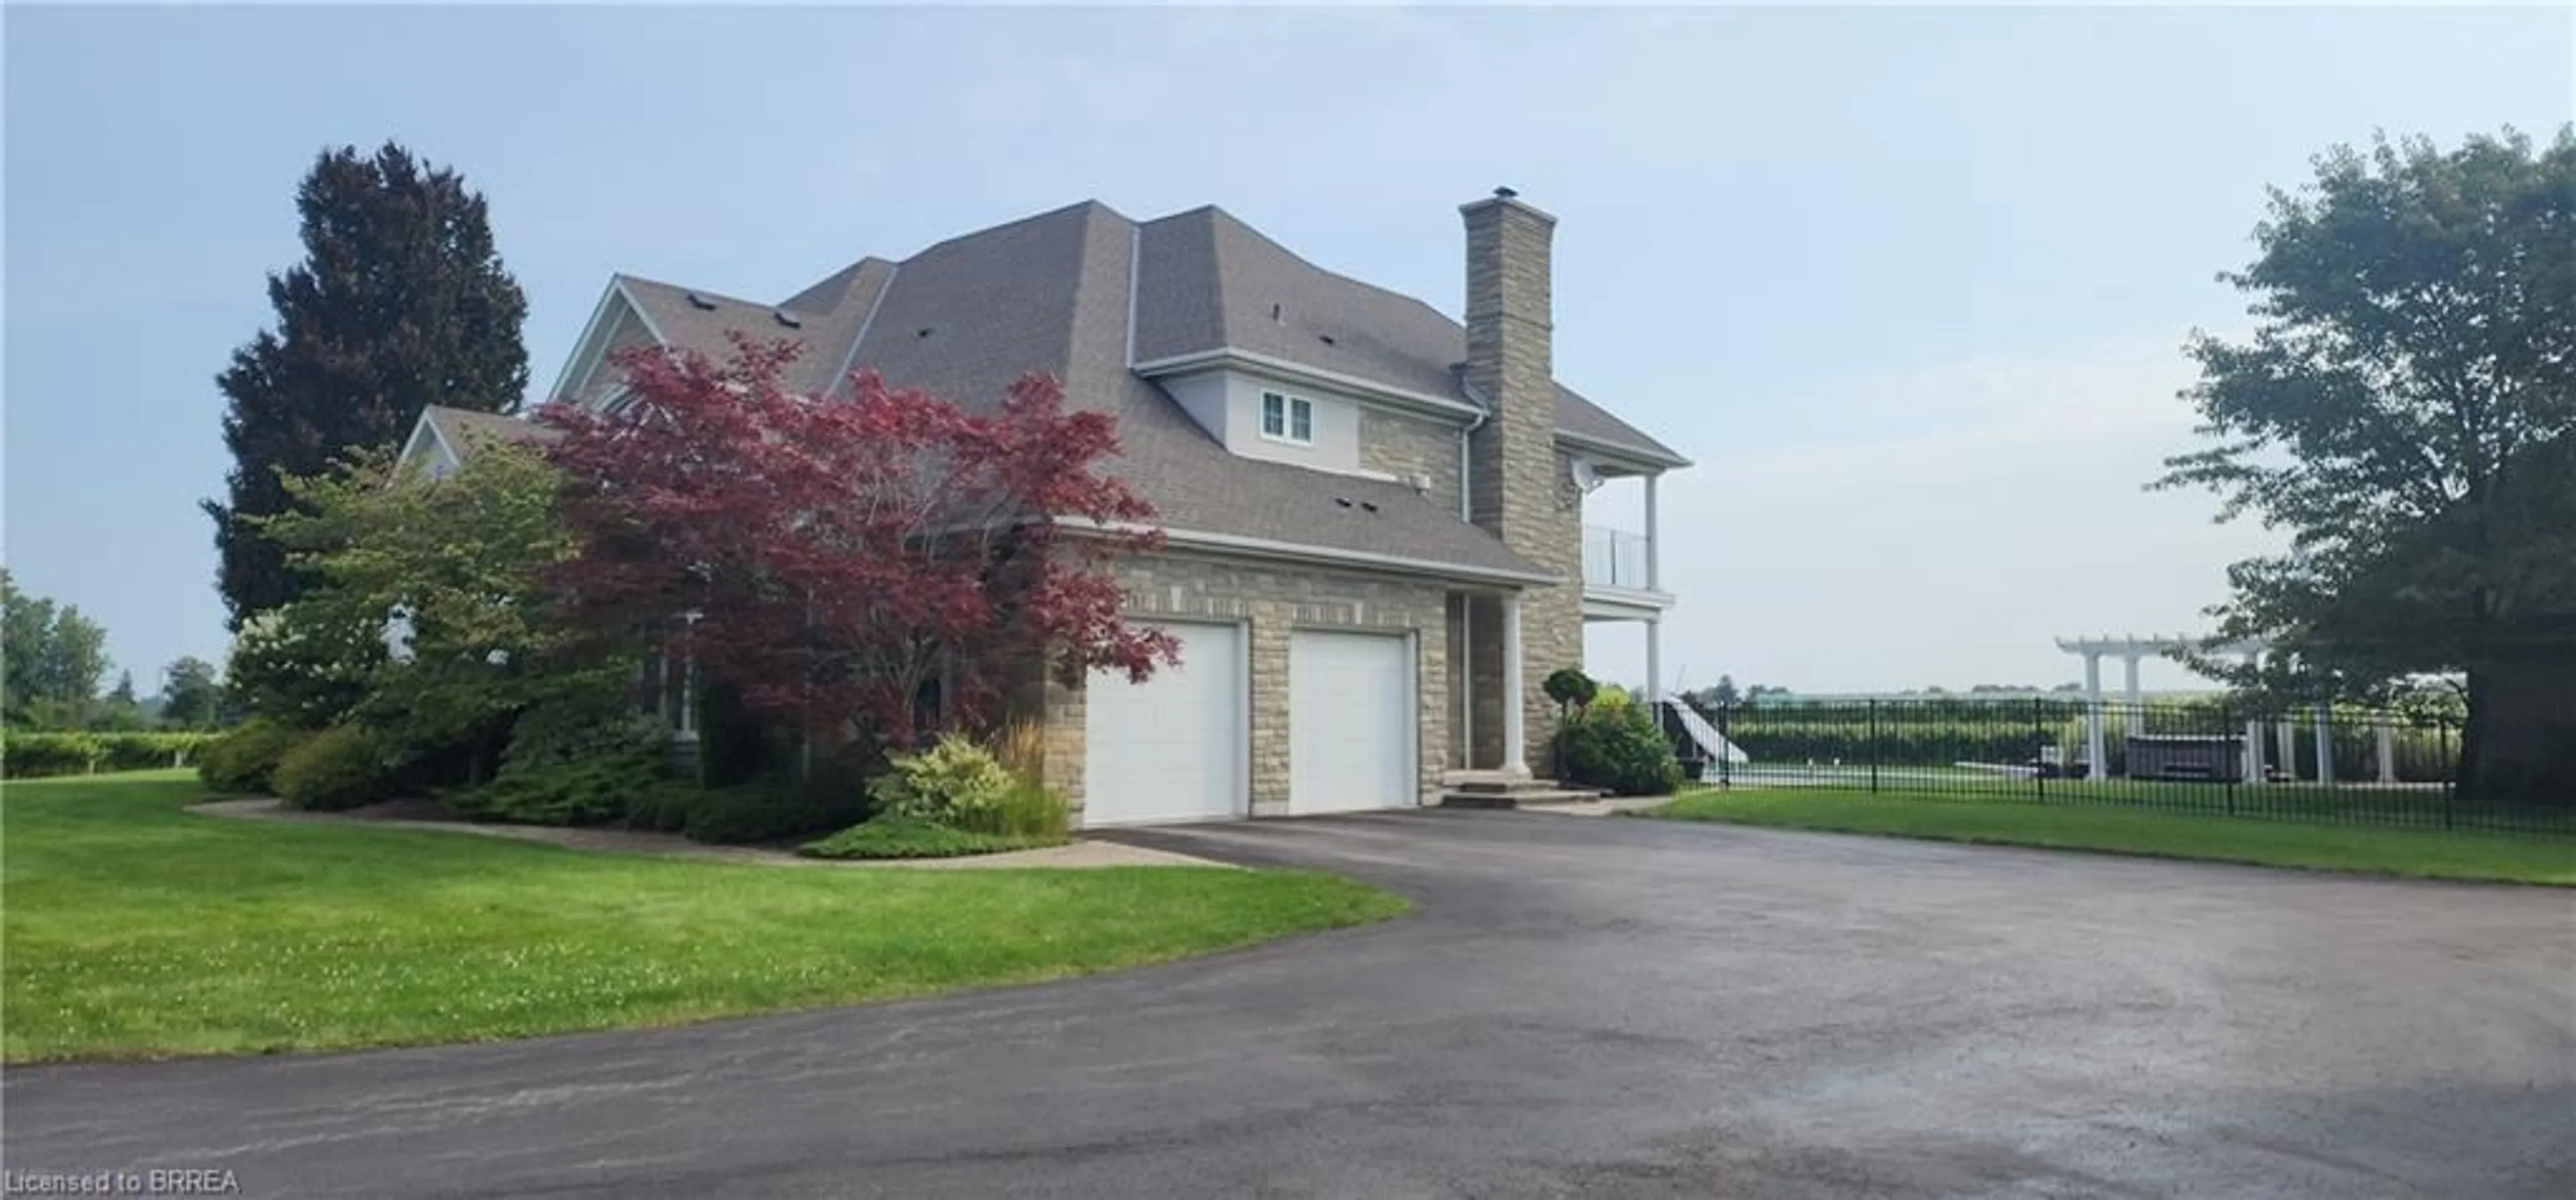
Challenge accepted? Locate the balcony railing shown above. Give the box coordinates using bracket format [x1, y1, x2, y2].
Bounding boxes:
[1582, 525, 1654, 592]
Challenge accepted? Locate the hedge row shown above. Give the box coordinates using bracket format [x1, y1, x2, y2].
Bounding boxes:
[1711, 705, 2457, 782]
[2, 731, 223, 779]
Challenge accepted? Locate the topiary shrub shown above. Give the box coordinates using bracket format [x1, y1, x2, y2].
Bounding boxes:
[1559, 696, 1684, 797]
[272, 724, 400, 811]
[865, 734, 1016, 828]
[197, 718, 308, 794]
[1544, 667, 1599, 714]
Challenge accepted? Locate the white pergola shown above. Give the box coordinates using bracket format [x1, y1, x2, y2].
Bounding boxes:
[2053, 634, 2399, 785]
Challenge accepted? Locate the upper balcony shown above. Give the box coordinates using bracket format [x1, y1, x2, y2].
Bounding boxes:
[1582, 523, 1672, 620]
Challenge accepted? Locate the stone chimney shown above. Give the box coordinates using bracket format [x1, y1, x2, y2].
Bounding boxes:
[1461, 186, 1556, 546]
[1461, 188, 1582, 775]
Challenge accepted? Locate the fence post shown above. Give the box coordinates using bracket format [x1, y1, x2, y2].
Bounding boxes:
[2033, 698, 2046, 801]
[2439, 715, 2455, 829]
[1717, 703, 1733, 790]
[1868, 699, 1880, 794]
[2222, 701, 2237, 817]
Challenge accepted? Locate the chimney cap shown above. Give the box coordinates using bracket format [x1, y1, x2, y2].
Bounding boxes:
[1493, 186, 1518, 199]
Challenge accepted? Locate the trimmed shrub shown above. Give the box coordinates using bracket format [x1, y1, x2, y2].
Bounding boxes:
[1560, 695, 1684, 797]
[866, 734, 1015, 828]
[0, 730, 223, 779]
[445, 711, 668, 827]
[102, 732, 221, 772]
[800, 816, 1066, 861]
[273, 724, 400, 811]
[1544, 667, 1599, 714]
[197, 719, 308, 794]
[680, 782, 869, 845]
[622, 781, 700, 834]
[1, 732, 106, 779]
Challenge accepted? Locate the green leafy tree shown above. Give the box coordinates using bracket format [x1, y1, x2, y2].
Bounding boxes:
[1709, 674, 1741, 708]
[2156, 126, 2576, 804]
[1, 571, 109, 728]
[224, 606, 386, 732]
[160, 657, 226, 730]
[259, 440, 602, 780]
[2, 570, 54, 724]
[204, 142, 530, 629]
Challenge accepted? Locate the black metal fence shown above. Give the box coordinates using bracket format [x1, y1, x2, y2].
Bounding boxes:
[1672, 697, 2573, 836]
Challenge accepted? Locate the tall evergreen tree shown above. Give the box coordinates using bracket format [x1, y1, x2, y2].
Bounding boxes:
[204, 142, 529, 628]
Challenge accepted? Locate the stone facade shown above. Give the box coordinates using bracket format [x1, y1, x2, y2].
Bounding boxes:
[1461, 195, 1585, 774]
[1030, 549, 1452, 824]
[1358, 408, 1463, 517]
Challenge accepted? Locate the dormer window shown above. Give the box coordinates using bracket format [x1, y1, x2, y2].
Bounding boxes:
[1260, 390, 1314, 445]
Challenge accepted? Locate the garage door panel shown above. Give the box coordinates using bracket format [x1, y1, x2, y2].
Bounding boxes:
[1289, 631, 1415, 814]
[1084, 622, 1244, 826]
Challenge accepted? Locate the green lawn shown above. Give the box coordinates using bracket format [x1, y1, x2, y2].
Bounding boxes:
[2, 771, 1407, 1062]
[1638, 786, 2576, 885]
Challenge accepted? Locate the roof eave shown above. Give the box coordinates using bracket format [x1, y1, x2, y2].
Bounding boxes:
[1133, 347, 1482, 421]
[1558, 430, 1693, 473]
[1059, 518, 1560, 588]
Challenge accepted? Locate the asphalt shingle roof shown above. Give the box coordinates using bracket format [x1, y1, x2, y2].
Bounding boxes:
[571, 200, 1690, 581]
[422, 404, 557, 453]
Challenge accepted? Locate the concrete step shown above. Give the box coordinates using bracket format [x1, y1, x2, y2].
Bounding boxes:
[1440, 785, 1608, 809]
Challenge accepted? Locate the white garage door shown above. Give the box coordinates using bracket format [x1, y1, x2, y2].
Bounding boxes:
[1289, 631, 1415, 814]
[1083, 621, 1245, 826]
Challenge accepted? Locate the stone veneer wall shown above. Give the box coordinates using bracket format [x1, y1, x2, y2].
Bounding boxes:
[1358, 408, 1464, 517]
[1032, 551, 1453, 823]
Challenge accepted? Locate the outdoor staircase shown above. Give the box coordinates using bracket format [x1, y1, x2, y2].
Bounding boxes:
[1656, 698, 1748, 777]
[1438, 769, 1607, 809]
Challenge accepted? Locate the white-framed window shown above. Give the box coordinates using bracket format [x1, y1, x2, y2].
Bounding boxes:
[1260, 390, 1314, 445]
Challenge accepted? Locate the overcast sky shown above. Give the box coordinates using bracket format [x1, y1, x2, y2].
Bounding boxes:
[7, 4, 2569, 697]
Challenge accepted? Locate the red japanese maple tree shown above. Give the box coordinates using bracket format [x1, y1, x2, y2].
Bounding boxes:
[539, 337, 1178, 748]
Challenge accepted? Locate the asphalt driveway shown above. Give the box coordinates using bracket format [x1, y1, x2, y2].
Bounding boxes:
[7, 810, 2571, 1199]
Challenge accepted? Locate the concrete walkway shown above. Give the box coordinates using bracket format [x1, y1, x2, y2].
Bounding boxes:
[187, 798, 1228, 870]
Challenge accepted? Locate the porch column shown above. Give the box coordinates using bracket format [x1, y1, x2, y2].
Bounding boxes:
[1644, 474, 1661, 592]
[2083, 651, 2107, 781]
[2275, 720, 2298, 782]
[1502, 592, 1529, 778]
[2313, 703, 2335, 785]
[1460, 598, 1475, 769]
[2375, 717, 2398, 784]
[1646, 616, 1664, 704]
